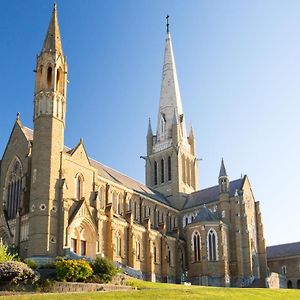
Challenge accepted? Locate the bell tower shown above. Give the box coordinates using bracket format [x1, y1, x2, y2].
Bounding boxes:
[28, 4, 68, 258]
[145, 17, 198, 209]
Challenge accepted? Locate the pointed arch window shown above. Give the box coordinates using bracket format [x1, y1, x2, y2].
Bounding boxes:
[207, 228, 218, 261]
[192, 231, 201, 262]
[168, 156, 172, 181]
[47, 66, 52, 89]
[136, 239, 141, 260]
[115, 232, 122, 257]
[167, 245, 172, 265]
[154, 161, 158, 185]
[153, 245, 157, 263]
[161, 159, 165, 183]
[6, 159, 23, 220]
[75, 174, 84, 200]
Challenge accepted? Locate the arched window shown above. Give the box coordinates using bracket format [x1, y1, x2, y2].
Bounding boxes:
[154, 161, 158, 185]
[37, 66, 43, 91]
[47, 66, 52, 89]
[6, 159, 23, 220]
[167, 245, 171, 265]
[168, 156, 172, 181]
[56, 68, 63, 93]
[136, 240, 141, 260]
[116, 193, 120, 214]
[182, 155, 186, 183]
[282, 265, 287, 275]
[207, 228, 218, 261]
[161, 159, 165, 183]
[134, 202, 137, 220]
[153, 245, 157, 263]
[186, 158, 191, 186]
[115, 232, 121, 257]
[192, 231, 201, 262]
[75, 175, 83, 200]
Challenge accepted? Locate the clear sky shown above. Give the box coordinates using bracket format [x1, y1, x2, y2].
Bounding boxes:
[1, 1, 299, 246]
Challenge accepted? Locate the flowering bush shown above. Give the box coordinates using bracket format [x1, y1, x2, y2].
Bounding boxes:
[0, 261, 37, 284]
[55, 258, 93, 282]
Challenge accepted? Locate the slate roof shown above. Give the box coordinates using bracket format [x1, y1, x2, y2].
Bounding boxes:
[183, 178, 244, 210]
[192, 206, 219, 223]
[20, 126, 170, 207]
[267, 242, 300, 259]
[90, 159, 170, 206]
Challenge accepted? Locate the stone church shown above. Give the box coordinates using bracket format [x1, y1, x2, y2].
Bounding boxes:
[0, 5, 268, 287]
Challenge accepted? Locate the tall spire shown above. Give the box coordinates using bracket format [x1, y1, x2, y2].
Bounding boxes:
[42, 3, 63, 54]
[157, 16, 186, 142]
[147, 118, 153, 136]
[219, 158, 228, 178]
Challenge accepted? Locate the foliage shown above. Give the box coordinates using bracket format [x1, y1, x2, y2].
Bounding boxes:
[0, 261, 37, 284]
[34, 278, 55, 293]
[90, 256, 117, 283]
[55, 258, 93, 282]
[0, 240, 17, 263]
[25, 258, 37, 270]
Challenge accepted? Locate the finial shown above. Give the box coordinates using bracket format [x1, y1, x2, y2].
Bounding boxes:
[80, 137, 83, 144]
[54, 1, 57, 8]
[16, 112, 20, 120]
[166, 15, 170, 33]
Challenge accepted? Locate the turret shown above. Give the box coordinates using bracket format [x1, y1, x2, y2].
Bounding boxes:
[218, 158, 229, 193]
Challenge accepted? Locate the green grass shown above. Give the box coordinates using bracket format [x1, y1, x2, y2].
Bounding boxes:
[1, 279, 300, 300]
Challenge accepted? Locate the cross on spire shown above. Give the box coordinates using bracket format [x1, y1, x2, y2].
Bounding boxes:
[166, 15, 170, 33]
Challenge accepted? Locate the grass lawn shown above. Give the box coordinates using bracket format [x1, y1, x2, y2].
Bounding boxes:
[1, 279, 300, 300]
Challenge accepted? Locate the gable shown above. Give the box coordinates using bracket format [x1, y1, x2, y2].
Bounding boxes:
[69, 141, 91, 167]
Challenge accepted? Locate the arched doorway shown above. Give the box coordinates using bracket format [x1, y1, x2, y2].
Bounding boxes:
[287, 280, 293, 289]
[68, 217, 97, 259]
[297, 279, 300, 289]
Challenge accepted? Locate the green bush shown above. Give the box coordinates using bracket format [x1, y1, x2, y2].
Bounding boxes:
[55, 259, 93, 282]
[0, 240, 17, 263]
[90, 256, 117, 283]
[0, 261, 37, 284]
[25, 259, 37, 270]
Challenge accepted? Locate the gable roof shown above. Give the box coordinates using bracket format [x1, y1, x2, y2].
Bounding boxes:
[267, 242, 300, 259]
[192, 206, 219, 223]
[21, 126, 171, 207]
[90, 159, 170, 206]
[20, 126, 245, 211]
[183, 178, 244, 210]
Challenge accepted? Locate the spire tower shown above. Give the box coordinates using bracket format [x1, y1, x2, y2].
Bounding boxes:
[145, 17, 198, 209]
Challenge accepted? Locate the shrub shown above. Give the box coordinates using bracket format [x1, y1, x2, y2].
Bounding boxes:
[0, 240, 17, 263]
[25, 259, 37, 270]
[55, 259, 93, 282]
[90, 256, 117, 283]
[0, 261, 37, 284]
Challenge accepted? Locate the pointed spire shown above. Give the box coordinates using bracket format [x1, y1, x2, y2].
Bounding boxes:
[42, 3, 63, 54]
[189, 125, 194, 138]
[219, 158, 228, 178]
[147, 118, 153, 136]
[157, 17, 186, 141]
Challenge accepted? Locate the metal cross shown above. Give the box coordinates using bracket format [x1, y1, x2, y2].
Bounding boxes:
[166, 15, 170, 33]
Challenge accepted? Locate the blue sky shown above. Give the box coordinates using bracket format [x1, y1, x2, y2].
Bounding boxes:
[1, 1, 299, 246]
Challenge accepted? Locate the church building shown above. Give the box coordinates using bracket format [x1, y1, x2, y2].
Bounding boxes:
[0, 5, 267, 287]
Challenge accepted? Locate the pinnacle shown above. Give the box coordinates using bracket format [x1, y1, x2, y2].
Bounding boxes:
[42, 4, 63, 54]
[219, 158, 228, 178]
